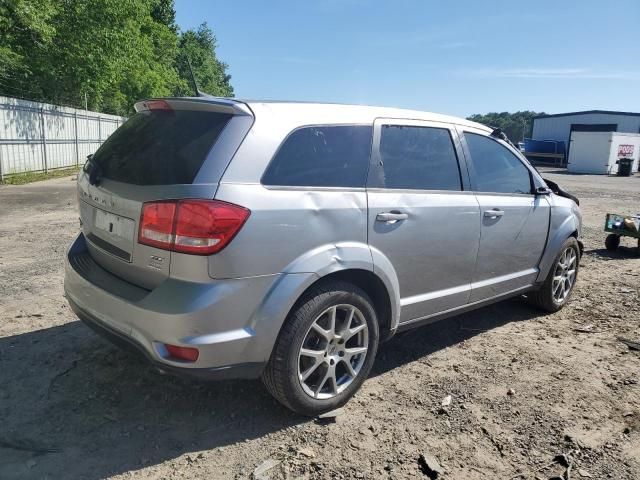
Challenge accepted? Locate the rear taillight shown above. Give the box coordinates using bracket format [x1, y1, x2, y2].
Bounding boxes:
[139, 201, 176, 250]
[138, 199, 250, 255]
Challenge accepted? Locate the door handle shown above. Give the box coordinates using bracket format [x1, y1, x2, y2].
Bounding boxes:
[484, 209, 505, 218]
[376, 212, 408, 223]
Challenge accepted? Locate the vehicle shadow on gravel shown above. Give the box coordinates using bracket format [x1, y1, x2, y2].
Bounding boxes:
[587, 247, 640, 260]
[372, 298, 539, 377]
[1, 298, 539, 479]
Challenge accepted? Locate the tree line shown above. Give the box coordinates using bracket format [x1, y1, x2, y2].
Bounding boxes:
[0, 0, 233, 115]
[1, 2, 545, 130]
[467, 111, 545, 143]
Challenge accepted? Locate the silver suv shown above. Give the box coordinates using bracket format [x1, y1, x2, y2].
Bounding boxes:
[64, 97, 582, 415]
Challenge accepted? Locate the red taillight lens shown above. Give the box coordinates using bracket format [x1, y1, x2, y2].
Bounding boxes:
[174, 200, 250, 255]
[138, 199, 250, 255]
[138, 202, 176, 250]
[164, 344, 199, 362]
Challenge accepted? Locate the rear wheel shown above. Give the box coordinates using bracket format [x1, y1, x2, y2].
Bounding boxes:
[262, 282, 379, 416]
[528, 237, 580, 312]
[605, 234, 620, 251]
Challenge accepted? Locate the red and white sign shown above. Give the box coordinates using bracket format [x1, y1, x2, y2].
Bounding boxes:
[618, 144, 634, 157]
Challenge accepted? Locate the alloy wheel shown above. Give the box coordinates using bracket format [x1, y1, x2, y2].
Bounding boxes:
[552, 247, 577, 303]
[297, 304, 369, 400]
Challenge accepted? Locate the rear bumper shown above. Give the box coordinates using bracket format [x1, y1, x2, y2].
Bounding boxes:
[69, 297, 264, 380]
[64, 233, 279, 379]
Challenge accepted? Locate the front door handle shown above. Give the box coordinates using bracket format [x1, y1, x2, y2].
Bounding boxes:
[484, 209, 505, 218]
[376, 212, 408, 223]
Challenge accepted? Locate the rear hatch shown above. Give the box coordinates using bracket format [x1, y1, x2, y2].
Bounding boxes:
[77, 97, 253, 290]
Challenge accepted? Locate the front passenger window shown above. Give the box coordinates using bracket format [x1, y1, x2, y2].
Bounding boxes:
[465, 133, 532, 194]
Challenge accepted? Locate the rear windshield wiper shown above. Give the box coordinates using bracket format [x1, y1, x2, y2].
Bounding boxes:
[83, 154, 103, 186]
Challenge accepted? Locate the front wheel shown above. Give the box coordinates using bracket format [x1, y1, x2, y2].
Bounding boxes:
[528, 237, 580, 313]
[262, 282, 379, 416]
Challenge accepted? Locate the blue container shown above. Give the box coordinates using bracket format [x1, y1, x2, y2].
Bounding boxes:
[524, 139, 566, 155]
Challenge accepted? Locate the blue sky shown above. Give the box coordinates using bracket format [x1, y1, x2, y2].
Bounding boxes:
[175, 0, 640, 117]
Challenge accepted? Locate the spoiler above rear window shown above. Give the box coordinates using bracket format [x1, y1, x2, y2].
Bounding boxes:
[134, 97, 254, 117]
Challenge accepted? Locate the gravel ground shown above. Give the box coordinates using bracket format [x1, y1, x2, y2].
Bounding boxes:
[0, 169, 639, 480]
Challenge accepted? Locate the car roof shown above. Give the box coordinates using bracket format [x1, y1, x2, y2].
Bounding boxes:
[162, 96, 491, 133]
[240, 99, 491, 132]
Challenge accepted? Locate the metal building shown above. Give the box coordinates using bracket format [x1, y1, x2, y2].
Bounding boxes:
[528, 110, 640, 166]
[532, 110, 640, 149]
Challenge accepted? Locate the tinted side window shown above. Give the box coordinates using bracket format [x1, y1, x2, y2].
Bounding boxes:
[378, 125, 462, 190]
[93, 110, 231, 185]
[465, 133, 532, 194]
[262, 125, 372, 187]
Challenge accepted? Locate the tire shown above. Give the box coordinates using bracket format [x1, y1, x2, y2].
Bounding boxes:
[528, 237, 580, 313]
[605, 234, 620, 251]
[262, 281, 379, 416]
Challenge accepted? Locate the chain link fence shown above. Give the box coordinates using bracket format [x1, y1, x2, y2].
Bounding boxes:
[0, 96, 126, 180]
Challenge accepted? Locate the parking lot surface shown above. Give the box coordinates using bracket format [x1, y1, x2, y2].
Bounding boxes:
[0, 170, 639, 479]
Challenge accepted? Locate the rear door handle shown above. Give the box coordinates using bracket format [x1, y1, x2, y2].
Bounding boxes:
[376, 212, 408, 223]
[484, 209, 505, 218]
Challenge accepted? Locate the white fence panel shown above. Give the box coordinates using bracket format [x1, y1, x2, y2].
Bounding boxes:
[0, 96, 126, 179]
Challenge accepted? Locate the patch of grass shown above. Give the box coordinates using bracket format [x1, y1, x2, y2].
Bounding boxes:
[1, 167, 81, 185]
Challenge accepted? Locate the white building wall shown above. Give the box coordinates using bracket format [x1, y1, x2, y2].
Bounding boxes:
[532, 113, 640, 144]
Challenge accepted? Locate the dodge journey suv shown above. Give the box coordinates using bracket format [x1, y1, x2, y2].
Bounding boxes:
[64, 97, 582, 415]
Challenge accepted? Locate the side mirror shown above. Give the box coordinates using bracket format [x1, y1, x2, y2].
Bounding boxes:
[535, 186, 552, 196]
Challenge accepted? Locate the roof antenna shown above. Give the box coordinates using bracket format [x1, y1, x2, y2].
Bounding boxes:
[185, 55, 206, 97]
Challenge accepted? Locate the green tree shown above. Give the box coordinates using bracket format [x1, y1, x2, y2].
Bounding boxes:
[467, 111, 545, 143]
[151, 0, 177, 32]
[0, 1, 233, 115]
[176, 23, 233, 97]
[0, 0, 58, 95]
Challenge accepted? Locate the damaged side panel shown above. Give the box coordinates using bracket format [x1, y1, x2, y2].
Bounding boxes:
[209, 183, 371, 279]
[536, 195, 581, 283]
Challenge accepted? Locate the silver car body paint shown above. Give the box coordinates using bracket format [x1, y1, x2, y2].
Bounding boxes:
[64, 97, 582, 379]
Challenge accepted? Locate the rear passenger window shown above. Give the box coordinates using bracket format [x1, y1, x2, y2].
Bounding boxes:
[465, 133, 532, 194]
[378, 125, 462, 190]
[262, 125, 372, 188]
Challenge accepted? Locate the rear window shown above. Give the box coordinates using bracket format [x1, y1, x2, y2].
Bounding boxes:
[91, 109, 231, 185]
[262, 125, 372, 188]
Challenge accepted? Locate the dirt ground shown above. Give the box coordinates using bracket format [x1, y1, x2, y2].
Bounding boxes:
[0, 168, 639, 480]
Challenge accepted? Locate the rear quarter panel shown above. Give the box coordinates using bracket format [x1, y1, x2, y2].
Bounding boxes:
[210, 183, 369, 278]
[211, 103, 378, 279]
